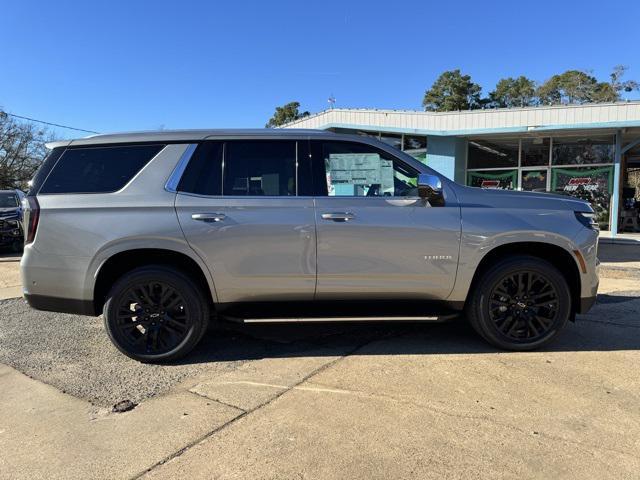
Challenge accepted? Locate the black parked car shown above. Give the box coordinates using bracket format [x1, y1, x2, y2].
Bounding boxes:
[0, 189, 25, 252]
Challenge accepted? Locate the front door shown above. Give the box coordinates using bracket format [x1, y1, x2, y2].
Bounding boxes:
[175, 139, 316, 303]
[311, 140, 461, 301]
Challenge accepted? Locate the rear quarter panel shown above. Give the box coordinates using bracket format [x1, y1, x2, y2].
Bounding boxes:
[25, 144, 217, 302]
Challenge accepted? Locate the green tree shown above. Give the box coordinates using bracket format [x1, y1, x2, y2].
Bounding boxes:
[422, 70, 482, 111]
[590, 82, 619, 103]
[535, 67, 638, 105]
[537, 67, 640, 105]
[537, 70, 600, 105]
[488, 76, 537, 108]
[265, 101, 310, 128]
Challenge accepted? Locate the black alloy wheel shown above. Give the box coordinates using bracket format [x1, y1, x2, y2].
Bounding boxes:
[104, 266, 209, 363]
[465, 255, 571, 351]
[114, 281, 191, 355]
[488, 271, 559, 342]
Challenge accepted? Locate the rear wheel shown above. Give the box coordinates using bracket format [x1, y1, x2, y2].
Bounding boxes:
[465, 255, 571, 351]
[103, 266, 209, 363]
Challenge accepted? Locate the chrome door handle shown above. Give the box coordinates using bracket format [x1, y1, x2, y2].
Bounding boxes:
[321, 212, 355, 222]
[192, 213, 226, 222]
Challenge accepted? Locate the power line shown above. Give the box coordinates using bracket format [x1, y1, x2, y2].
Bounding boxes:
[3, 112, 100, 134]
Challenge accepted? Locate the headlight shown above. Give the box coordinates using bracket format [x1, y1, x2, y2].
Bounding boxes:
[575, 211, 598, 230]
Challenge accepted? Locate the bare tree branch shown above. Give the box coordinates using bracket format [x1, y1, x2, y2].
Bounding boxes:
[0, 109, 52, 190]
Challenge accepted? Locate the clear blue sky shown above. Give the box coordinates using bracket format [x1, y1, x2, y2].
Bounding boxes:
[2, 0, 639, 139]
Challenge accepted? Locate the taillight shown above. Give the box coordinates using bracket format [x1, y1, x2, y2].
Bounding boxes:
[23, 196, 40, 244]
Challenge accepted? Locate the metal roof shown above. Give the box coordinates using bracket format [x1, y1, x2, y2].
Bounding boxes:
[280, 101, 640, 136]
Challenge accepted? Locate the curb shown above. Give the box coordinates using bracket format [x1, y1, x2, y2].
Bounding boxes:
[599, 266, 640, 280]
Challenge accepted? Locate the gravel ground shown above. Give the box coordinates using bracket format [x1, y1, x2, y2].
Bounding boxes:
[0, 298, 398, 407]
[1, 285, 639, 408]
[0, 299, 242, 406]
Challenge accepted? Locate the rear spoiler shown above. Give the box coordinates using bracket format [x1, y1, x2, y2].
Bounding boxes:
[45, 140, 73, 150]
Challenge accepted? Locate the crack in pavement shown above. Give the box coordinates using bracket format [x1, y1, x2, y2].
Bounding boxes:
[130, 336, 384, 480]
[300, 379, 636, 459]
[187, 389, 247, 413]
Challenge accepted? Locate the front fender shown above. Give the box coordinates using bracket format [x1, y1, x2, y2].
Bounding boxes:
[448, 207, 586, 304]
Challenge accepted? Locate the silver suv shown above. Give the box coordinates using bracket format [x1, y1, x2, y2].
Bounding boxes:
[20, 130, 599, 362]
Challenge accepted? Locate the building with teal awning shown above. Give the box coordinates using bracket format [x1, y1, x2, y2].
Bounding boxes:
[283, 102, 640, 237]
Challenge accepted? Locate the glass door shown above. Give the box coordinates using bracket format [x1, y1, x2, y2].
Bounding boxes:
[520, 168, 549, 192]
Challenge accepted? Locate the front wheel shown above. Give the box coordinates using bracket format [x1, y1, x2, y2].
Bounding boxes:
[103, 266, 209, 363]
[465, 255, 571, 351]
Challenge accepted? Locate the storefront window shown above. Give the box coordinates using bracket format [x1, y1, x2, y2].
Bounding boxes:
[552, 136, 614, 165]
[521, 169, 548, 192]
[551, 166, 614, 229]
[379, 133, 402, 151]
[403, 135, 427, 162]
[356, 130, 380, 139]
[331, 128, 380, 139]
[521, 138, 550, 166]
[468, 139, 518, 169]
[467, 170, 517, 190]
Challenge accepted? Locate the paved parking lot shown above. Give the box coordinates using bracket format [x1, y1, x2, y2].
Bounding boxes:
[1, 248, 639, 479]
[0, 251, 21, 299]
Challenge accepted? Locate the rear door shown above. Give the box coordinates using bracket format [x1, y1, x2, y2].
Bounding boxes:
[175, 139, 316, 303]
[311, 140, 461, 301]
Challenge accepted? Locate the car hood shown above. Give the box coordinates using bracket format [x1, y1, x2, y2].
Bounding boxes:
[457, 185, 593, 212]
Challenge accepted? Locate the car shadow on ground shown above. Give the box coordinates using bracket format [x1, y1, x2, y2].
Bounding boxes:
[1, 291, 638, 406]
[178, 291, 640, 366]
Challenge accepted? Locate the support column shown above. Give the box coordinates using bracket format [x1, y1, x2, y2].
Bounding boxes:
[426, 136, 467, 183]
[610, 131, 622, 237]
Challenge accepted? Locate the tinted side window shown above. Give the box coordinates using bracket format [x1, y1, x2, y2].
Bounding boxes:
[39, 144, 164, 194]
[177, 141, 223, 195]
[28, 146, 66, 196]
[224, 141, 296, 196]
[315, 141, 418, 197]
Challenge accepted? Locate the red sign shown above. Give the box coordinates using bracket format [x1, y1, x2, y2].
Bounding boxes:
[567, 178, 592, 186]
[564, 177, 603, 192]
[480, 180, 501, 189]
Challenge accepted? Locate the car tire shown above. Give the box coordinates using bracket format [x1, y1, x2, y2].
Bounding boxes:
[465, 255, 571, 351]
[103, 266, 209, 363]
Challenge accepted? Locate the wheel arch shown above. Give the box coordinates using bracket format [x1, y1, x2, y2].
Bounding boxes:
[466, 242, 581, 317]
[93, 248, 216, 315]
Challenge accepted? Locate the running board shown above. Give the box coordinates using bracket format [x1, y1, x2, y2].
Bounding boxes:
[222, 315, 453, 324]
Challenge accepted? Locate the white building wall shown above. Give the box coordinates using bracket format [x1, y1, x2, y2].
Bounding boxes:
[282, 102, 640, 134]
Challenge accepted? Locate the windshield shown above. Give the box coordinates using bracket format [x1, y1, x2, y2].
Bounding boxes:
[0, 193, 18, 208]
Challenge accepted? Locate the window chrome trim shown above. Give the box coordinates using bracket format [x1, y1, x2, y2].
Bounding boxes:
[165, 144, 198, 193]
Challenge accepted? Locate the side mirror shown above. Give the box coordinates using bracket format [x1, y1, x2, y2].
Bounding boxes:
[417, 174, 443, 199]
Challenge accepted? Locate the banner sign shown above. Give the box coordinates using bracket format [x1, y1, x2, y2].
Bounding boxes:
[467, 170, 517, 190]
[551, 166, 613, 226]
